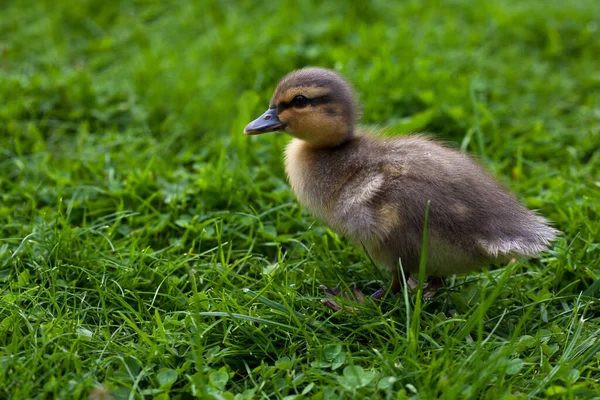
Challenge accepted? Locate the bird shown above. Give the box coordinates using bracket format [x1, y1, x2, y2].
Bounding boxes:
[244, 67, 559, 311]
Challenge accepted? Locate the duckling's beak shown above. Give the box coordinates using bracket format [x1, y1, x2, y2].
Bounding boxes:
[244, 108, 284, 135]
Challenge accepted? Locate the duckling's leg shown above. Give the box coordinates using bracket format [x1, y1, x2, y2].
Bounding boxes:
[426, 276, 444, 298]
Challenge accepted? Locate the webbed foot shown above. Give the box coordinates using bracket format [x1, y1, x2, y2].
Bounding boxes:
[407, 276, 444, 301]
[319, 276, 444, 311]
[320, 285, 366, 312]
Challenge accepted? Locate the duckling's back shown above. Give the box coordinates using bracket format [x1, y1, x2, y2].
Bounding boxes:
[285, 133, 558, 275]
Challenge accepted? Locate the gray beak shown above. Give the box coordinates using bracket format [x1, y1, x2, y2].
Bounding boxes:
[244, 108, 284, 135]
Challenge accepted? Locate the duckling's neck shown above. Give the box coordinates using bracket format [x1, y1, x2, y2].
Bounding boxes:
[284, 134, 361, 223]
[284, 138, 329, 221]
[299, 128, 355, 149]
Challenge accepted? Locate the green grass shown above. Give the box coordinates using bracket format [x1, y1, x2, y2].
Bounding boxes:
[1, 0, 599, 398]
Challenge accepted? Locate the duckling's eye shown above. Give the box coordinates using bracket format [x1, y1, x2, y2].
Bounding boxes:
[291, 95, 309, 108]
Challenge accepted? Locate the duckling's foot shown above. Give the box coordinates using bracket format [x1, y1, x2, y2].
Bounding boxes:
[407, 276, 443, 301]
[371, 286, 389, 301]
[320, 285, 366, 312]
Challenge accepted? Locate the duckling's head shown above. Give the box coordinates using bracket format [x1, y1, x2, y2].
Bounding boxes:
[244, 67, 358, 148]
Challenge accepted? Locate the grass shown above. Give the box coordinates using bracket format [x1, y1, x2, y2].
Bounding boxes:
[1, 0, 599, 398]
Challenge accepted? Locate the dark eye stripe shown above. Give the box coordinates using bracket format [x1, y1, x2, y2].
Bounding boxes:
[307, 95, 331, 106]
[277, 95, 331, 112]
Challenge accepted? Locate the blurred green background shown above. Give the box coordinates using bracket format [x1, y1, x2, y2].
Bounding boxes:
[1, 0, 599, 398]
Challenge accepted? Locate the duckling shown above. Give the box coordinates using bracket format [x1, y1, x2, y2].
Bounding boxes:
[244, 67, 558, 311]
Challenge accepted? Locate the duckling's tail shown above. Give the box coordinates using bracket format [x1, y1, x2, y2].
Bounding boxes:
[477, 215, 560, 259]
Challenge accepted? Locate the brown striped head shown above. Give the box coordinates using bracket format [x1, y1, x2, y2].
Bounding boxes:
[244, 67, 358, 148]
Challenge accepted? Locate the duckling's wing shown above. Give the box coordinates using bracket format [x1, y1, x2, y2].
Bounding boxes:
[377, 136, 559, 260]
